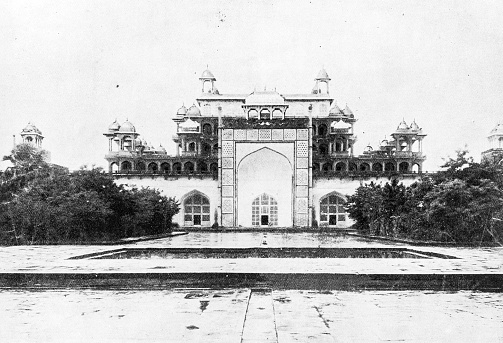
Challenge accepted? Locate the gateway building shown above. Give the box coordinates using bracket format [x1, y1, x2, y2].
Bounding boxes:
[104, 69, 426, 228]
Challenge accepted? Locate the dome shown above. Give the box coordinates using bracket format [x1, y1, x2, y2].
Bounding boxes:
[315, 68, 330, 80]
[410, 120, 420, 131]
[342, 105, 353, 116]
[176, 105, 187, 116]
[120, 120, 136, 132]
[108, 119, 120, 132]
[22, 122, 42, 134]
[364, 144, 373, 153]
[186, 104, 201, 116]
[245, 91, 285, 105]
[157, 144, 167, 153]
[380, 139, 389, 147]
[397, 120, 409, 131]
[329, 102, 342, 115]
[142, 138, 148, 146]
[200, 69, 216, 80]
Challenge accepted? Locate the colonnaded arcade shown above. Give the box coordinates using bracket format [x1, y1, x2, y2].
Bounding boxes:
[104, 68, 426, 228]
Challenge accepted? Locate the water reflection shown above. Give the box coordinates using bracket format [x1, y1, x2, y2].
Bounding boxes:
[136, 232, 401, 248]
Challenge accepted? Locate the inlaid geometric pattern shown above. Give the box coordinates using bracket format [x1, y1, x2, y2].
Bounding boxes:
[296, 141, 308, 157]
[234, 129, 246, 141]
[272, 129, 283, 141]
[297, 128, 309, 140]
[222, 214, 234, 226]
[296, 169, 308, 185]
[222, 169, 234, 185]
[296, 198, 308, 213]
[222, 185, 234, 197]
[222, 198, 234, 213]
[222, 157, 233, 169]
[222, 141, 234, 157]
[296, 213, 308, 227]
[258, 129, 272, 140]
[296, 185, 308, 197]
[284, 129, 296, 140]
[222, 129, 234, 140]
[246, 129, 259, 141]
[296, 157, 309, 169]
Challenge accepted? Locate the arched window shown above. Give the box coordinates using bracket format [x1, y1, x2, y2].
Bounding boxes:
[25, 136, 33, 142]
[121, 161, 132, 172]
[147, 162, 158, 173]
[399, 162, 409, 172]
[172, 162, 182, 174]
[360, 163, 370, 171]
[372, 162, 383, 172]
[136, 161, 146, 171]
[160, 162, 170, 174]
[183, 192, 210, 226]
[335, 162, 346, 171]
[110, 162, 119, 173]
[188, 142, 196, 152]
[322, 163, 333, 173]
[272, 109, 282, 119]
[318, 124, 327, 136]
[184, 161, 194, 173]
[412, 163, 420, 173]
[260, 109, 270, 120]
[202, 123, 213, 135]
[252, 193, 278, 226]
[385, 162, 395, 171]
[320, 193, 346, 226]
[248, 109, 258, 119]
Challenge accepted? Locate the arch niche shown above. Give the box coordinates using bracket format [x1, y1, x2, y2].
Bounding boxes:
[237, 147, 293, 227]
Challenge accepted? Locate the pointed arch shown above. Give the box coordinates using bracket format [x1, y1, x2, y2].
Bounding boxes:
[319, 191, 347, 226]
[181, 190, 211, 227]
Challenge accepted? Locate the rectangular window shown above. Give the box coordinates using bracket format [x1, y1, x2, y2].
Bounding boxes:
[203, 206, 210, 213]
[320, 214, 327, 221]
[202, 215, 210, 222]
[184, 215, 192, 221]
[338, 214, 346, 221]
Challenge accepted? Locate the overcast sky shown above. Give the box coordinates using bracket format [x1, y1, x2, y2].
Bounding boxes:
[1, 0, 503, 171]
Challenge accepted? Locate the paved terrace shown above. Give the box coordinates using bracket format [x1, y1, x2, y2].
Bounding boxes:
[1, 232, 502, 342]
[0, 232, 501, 290]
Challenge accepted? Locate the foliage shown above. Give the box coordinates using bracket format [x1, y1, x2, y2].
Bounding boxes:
[0, 148, 179, 245]
[347, 150, 503, 244]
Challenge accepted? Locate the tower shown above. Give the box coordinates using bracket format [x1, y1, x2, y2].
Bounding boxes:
[20, 122, 44, 148]
[199, 68, 218, 94]
[312, 68, 331, 94]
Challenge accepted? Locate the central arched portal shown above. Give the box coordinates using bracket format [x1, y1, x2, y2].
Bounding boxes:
[237, 147, 293, 227]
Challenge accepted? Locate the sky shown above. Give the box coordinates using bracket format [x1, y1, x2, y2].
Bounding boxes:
[1, 0, 503, 171]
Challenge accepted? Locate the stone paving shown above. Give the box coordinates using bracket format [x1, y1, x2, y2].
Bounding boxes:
[1, 289, 502, 342]
[0, 232, 502, 341]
